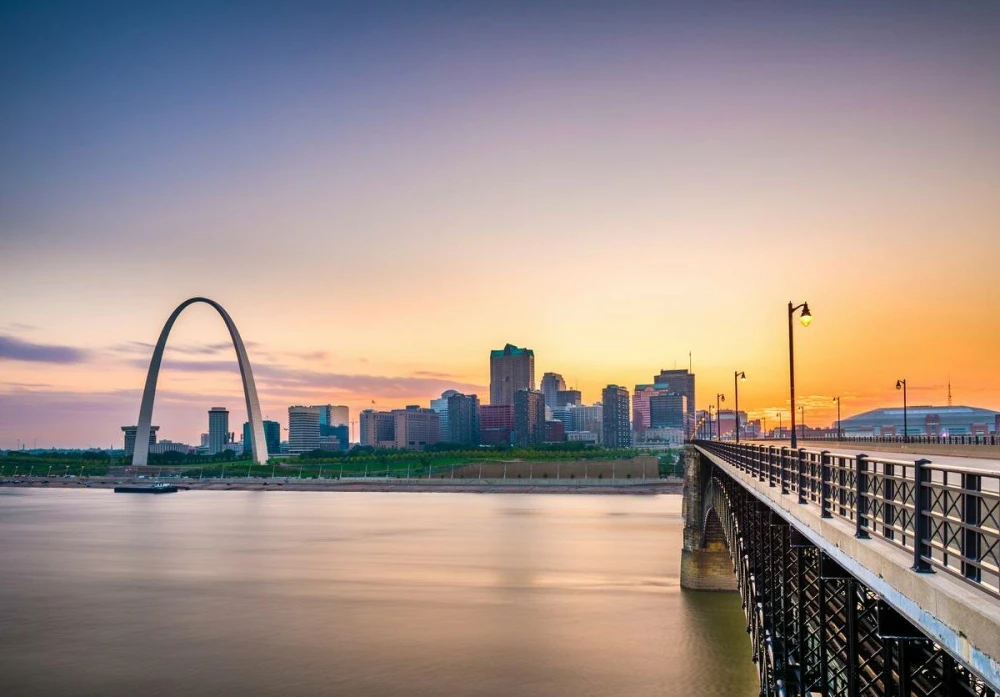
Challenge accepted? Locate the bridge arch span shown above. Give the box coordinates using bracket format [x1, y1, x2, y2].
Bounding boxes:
[132, 297, 268, 466]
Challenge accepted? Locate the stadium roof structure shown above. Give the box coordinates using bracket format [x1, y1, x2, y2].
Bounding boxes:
[840, 405, 999, 434]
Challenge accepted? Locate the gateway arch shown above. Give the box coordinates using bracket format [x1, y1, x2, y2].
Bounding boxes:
[131, 297, 269, 466]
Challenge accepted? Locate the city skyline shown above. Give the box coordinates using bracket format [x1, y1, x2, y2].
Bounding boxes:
[2, 2, 1000, 447]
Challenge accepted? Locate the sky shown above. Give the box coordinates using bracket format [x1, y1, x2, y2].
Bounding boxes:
[2, 1, 999, 448]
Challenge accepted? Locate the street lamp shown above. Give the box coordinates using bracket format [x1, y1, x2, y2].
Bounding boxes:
[707, 405, 714, 440]
[788, 301, 812, 447]
[716, 393, 726, 440]
[734, 372, 747, 443]
[833, 396, 842, 440]
[896, 379, 908, 442]
[799, 405, 805, 440]
[776, 412, 782, 440]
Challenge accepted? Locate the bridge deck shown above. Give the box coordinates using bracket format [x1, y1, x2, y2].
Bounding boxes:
[696, 444, 1000, 692]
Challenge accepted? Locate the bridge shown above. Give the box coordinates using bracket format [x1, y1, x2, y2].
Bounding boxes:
[681, 440, 1000, 696]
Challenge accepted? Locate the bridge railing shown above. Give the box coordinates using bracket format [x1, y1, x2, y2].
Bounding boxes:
[693, 440, 1000, 599]
[760, 434, 1000, 446]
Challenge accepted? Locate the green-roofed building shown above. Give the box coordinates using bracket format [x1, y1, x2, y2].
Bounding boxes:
[490, 343, 535, 406]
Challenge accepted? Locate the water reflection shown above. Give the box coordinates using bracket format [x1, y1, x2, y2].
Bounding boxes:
[0, 489, 757, 696]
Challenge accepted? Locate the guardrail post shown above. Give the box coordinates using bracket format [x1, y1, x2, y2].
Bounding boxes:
[820, 451, 831, 517]
[855, 454, 870, 539]
[778, 447, 787, 493]
[912, 459, 932, 573]
[961, 472, 982, 583]
[797, 448, 807, 504]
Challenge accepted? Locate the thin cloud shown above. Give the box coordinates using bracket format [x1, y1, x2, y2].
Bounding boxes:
[111, 340, 236, 356]
[122, 357, 485, 399]
[0, 335, 91, 364]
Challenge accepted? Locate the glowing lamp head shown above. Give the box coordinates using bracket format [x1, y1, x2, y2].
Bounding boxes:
[799, 302, 813, 327]
[896, 380, 904, 390]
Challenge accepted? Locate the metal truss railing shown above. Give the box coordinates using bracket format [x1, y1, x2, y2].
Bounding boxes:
[694, 440, 1000, 599]
[708, 469, 997, 697]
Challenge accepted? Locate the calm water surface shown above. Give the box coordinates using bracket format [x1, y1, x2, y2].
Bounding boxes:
[0, 489, 756, 696]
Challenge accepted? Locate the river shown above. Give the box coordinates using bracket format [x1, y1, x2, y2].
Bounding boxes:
[0, 489, 756, 696]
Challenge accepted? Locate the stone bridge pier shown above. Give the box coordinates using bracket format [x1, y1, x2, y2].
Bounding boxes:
[680, 446, 737, 591]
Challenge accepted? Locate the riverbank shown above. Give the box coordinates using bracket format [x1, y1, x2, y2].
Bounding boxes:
[0, 477, 682, 495]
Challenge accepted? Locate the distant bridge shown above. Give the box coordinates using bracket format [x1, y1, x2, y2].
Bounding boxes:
[682, 440, 999, 696]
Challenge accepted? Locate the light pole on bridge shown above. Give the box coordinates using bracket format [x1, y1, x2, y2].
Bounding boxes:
[776, 412, 782, 440]
[716, 393, 725, 441]
[734, 371, 747, 443]
[896, 379, 908, 442]
[787, 300, 812, 448]
[799, 405, 805, 441]
[833, 396, 842, 440]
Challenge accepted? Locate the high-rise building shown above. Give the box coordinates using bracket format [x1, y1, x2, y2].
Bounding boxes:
[567, 404, 603, 443]
[447, 393, 480, 446]
[313, 405, 350, 428]
[480, 404, 514, 445]
[556, 389, 582, 406]
[430, 390, 460, 442]
[650, 393, 688, 430]
[544, 420, 566, 443]
[288, 406, 320, 454]
[393, 406, 440, 450]
[208, 407, 229, 455]
[540, 372, 566, 410]
[652, 369, 696, 436]
[360, 409, 395, 448]
[513, 389, 545, 447]
[243, 420, 281, 455]
[490, 343, 535, 406]
[121, 425, 158, 456]
[602, 385, 631, 448]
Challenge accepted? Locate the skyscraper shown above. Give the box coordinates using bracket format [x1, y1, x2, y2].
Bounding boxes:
[556, 389, 582, 406]
[513, 389, 545, 447]
[652, 369, 696, 436]
[650, 393, 688, 429]
[490, 343, 535, 406]
[430, 390, 460, 441]
[447, 393, 480, 446]
[243, 420, 281, 455]
[208, 407, 229, 455]
[602, 386, 631, 448]
[288, 406, 320, 454]
[313, 404, 349, 428]
[312, 405, 350, 450]
[540, 372, 566, 410]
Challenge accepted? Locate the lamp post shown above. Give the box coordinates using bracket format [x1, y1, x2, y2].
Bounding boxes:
[762, 416, 767, 440]
[799, 405, 805, 440]
[716, 393, 726, 440]
[833, 396, 842, 440]
[707, 405, 714, 440]
[788, 301, 813, 447]
[734, 371, 747, 443]
[777, 412, 782, 440]
[896, 379, 908, 442]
